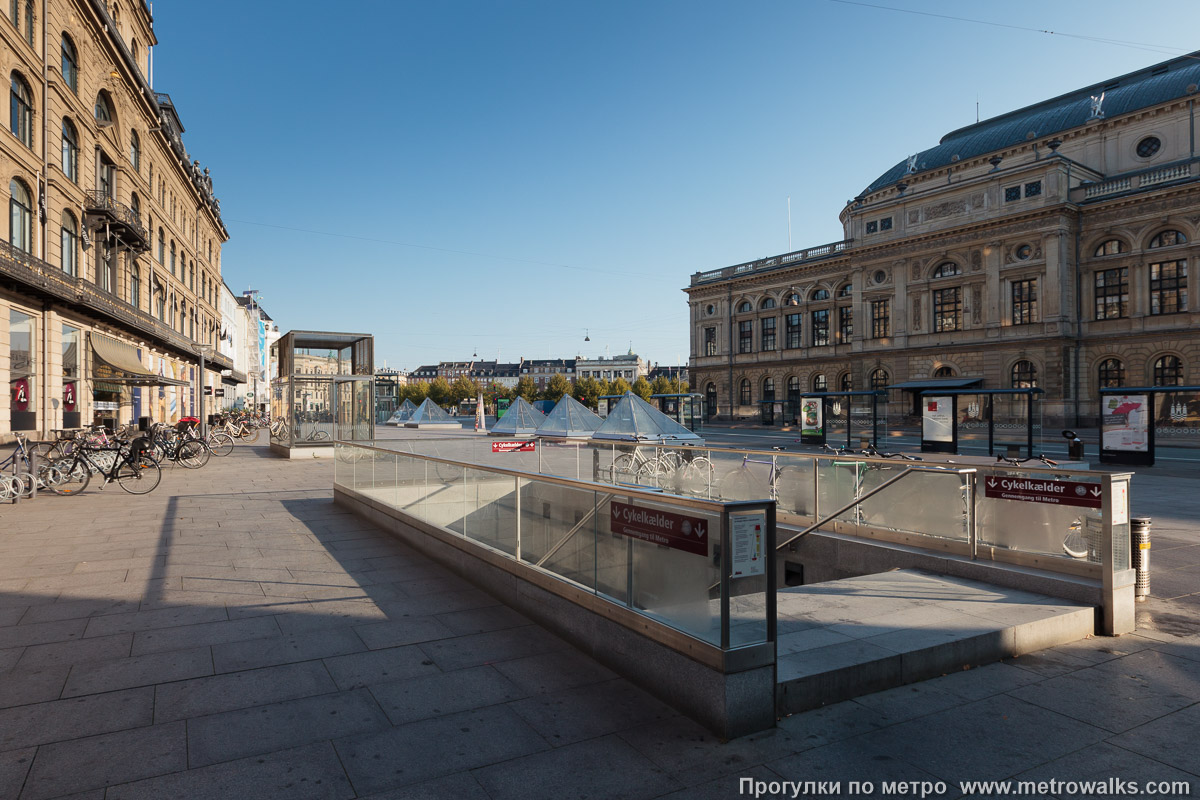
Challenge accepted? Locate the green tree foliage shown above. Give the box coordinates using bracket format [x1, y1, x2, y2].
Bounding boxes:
[514, 375, 538, 402]
[572, 376, 602, 409]
[403, 381, 428, 404]
[427, 376, 452, 407]
[610, 377, 631, 396]
[631, 376, 653, 401]
[450, 376, 480, 406]
[543, 373, 572, 404]
[650, 376, 673, 396]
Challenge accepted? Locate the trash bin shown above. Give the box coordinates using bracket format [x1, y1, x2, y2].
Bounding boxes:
[1132, 517, 1151, 601]
[1062, 429, 1084, 460]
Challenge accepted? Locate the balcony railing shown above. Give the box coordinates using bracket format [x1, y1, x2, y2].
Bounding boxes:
[690, 239, 853, 286]
[84, 190, 149, 250]
[1075, 160, 1196, 202]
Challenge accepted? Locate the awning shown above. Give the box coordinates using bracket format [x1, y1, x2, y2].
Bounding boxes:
[90, 333, 189, 387]
[887, 377, 984, 391]
[222, 369, 248, 386]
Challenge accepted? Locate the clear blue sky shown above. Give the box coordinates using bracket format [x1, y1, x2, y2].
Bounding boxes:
[151, 0, 1200, 372]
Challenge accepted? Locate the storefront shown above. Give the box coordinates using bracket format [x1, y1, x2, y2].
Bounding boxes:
[90, 332, 188, 429]
[9, 307, 36, 432]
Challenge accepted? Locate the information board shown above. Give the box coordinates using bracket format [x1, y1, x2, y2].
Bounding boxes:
[921, 395, 956, 453]
[730, 513, 766, 577]
[799, 397, 825, 445]
[609, 501, 708, 556]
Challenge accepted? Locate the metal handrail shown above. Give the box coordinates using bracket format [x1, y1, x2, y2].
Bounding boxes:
[775, 465, 976, 551]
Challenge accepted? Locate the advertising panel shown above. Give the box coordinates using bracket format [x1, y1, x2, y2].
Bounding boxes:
[799, 397, 825, 445]
[1101, 394, 1150, 452]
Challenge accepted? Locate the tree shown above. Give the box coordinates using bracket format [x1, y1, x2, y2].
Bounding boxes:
[427, 376, 452, 407]
[403, 381, 428, 404]
[543, 374, 572, 404]
[631, 376, 653, 401]
[514, 375, 538, 402]
[650, 376, 673, 397]
[450, 376, 480, 406]
[572, 375, 602, 409]
[610, 377, 631, 396]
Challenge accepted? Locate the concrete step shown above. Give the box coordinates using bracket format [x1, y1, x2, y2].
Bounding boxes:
[776, 569, 1094, 715]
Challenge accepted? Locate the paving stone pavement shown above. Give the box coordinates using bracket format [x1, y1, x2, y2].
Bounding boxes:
[0, 443, 1197, 799]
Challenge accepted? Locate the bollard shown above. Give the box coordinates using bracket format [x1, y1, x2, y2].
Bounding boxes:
[1131, 517, 1151, 601]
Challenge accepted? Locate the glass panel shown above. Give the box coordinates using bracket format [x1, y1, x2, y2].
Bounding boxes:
[992, 394, 1042, 455]
[291, 378, 334, 444]
[712, 450, 773, 502]
[462, 467, 518, 556]
[768, 454, 815, 522]
[1155, 390, 1200, 442]
[424, 459, 465, 533]
[848, 467, 969, 542]
[826, 397, 850, 447]
[976, 467, 1103, 563]
[519, 479, 596, 590]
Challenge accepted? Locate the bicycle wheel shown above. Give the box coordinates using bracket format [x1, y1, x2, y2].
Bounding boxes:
[310, 430, 330, 442]
[0, 475, 15, 501]
[207, 432, 234, 457]
[674, 457, 715, 496]
[116, 456, 161, 494]
[177, 440, 210, 469]
[238, 427, 260, 443]
[717, 465, 771, 501]
[35, 464, 64, 490]
[51, 459, 90, 495]
[1063, 520, 1089, 559]
[612, 453, 636, 477]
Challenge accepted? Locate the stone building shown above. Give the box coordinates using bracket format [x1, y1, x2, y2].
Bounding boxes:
[1, 0, 234, 437]
[687, 51, 1200, 426]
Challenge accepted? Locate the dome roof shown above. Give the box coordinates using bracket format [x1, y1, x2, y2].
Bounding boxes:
[863, 50, 1200, 195]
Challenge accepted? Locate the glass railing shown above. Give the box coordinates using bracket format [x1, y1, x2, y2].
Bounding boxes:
[333, 442, 775, 655]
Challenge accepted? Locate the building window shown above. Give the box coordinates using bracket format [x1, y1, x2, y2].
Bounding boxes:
[94, 92, 112, 125]
[933, 366, 956, 378]
[838, 284, 852, 297]
[154, 280, 165, 320]
[1094, 239, 1125, 257]
[933, 287, 962, 332]
[1011, 360, 1038, 388]
[1149, 230, 1187, 248]
[61, 35, 78, 93]
[60, 210, 77, 276]
[812, 309, 830, 346]
[1015, 244, 1033, 260]
[811, 288, 830, 302]
[130, 130, 140, 172]
[60, 120, 82, 184]
[1012, 279, 1038, 325]
[739, 379, 751, 405]
[9, 178, 32, 253]
[1153, 356, 1183, 386]
[785, 313, 801, 349]
[866, 220, 878, 234]
[23, 0, 31, 44]
[760, 297, 775, 309]
[157, 229, 164, 263]
[1136, 136, 1162, 158]
[1004, 186, 1021, 202]
[1150, 260, 1187, 315]
[1094, 268, 1129, 320]
[761, 317, 776, 350]
[838, 307, 853, 343]
[880, 217, 892, 231]
[1098, 358, 1125, 389]
[1024, 181, 1042, 198]
[870, 299, 890, 338]
[787, 376, 800, 399]
[932, 262, 959, 278]
[870, 368, 889, 389]
[763, 377, 775, 402]
[169, 240, 176, 274]
[7, 0, 14, 27]
[10, 72, 32, 147]
[812, 374, 827, 392]
[839, 373, 853, 391]
[737, 301, 752, 313]
[704, 326, 717, 357]
[99, 243, 115, 293]
[738, 320, 752, 353]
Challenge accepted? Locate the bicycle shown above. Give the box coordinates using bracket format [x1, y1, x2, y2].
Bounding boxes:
[0, 433, 64, 497]
[147, 424, 211, 469]
[996, 454, 1058, 467]
[50, 435, 161, 495]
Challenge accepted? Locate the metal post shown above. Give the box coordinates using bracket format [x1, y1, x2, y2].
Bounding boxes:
[198, 349, 205, 439]
[1026, 391, 1034, 459]
[720, 509, 731, 650]
[987, 394, 994, 457]
[514, 475, 521, 562]
[1132, 516, 1151, 601]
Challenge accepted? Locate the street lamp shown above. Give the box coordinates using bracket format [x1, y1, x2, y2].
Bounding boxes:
[195, 343, 215, 438]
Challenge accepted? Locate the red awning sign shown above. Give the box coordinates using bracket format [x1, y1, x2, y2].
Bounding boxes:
[609, 501, 709, 556]
[492, 441, 535, 453]
[984, 476, 1102, 509]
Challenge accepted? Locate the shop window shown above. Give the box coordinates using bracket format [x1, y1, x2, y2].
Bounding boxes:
[10, 308, 36, 430]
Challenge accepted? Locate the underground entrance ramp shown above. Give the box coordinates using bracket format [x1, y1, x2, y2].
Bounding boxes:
[776, 569, 1094, 715]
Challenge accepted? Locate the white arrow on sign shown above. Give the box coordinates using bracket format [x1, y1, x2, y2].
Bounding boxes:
[1091, 487, 1102, 496]
[987, 478, 997, 488]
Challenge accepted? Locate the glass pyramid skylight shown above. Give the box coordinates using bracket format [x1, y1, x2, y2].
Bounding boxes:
[385, 398, 419, 424]
[535, 394, 602, 438]
[591, 392, 703, 442]
[490, 396, 546, 435]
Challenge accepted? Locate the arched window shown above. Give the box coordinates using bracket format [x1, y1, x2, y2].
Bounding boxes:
[1149, 230, 1187, 249]
[737, 301, 752, 313]
[60, 210, 77, 276]
[130, 130, 140, 172]
[812, 374, 827, 392]
[838, 284, 852, 297]
[154, 279, 165, 320]
[760, 298, 775, 310]
[1153, 356, 1183, 386]
[870, 368, 890, 390]
[189, 261, 194, 292]
[22, 0, 30, 43]
[61, 35, 78, 93]
[810, 288, 830, 302]
[932, 262, 960, 278]
[94, 92, 112, 125]
[9, 178, 32, 252]
[157, 228, 164, 262]
[739, 379, 751, 405]
[785, 291, 801, 307]
[1011, 360, 1038, 389]
[705, 383, 717, 416]
[61, 118, 77, 181]
[839, 373, 853, 392]
[169, 240, 176, 274]
[763, 377, 775, 402]
[787, 376, 800, 398]
[933, 366, 956, 378]
[1098, 358, 1124, 389]
[1094, 239, 1125, 257]
[130, 192, 140, 221]
[10, 72, 32, 147]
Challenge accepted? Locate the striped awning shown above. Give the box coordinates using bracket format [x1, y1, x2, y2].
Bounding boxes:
[90, 333, 189, 387]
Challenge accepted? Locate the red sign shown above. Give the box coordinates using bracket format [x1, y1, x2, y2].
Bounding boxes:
[63, 381, 76, 411]
[984, 476, 1102, 509]
[609, 501, 709, 556]
[12, 379, 30, 411]
[492, 440, 535, 453]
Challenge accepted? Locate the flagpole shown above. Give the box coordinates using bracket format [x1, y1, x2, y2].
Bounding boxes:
[787, 196, 792, 251]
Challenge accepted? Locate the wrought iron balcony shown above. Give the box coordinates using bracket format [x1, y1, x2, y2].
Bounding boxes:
[83, 190, 149, 251]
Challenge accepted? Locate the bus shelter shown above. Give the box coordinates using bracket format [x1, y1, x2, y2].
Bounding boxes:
[1099, 385, 1200, 466]
[650, 393, 704, 432]
[793, 391, 887, 449]
[917, 387, 1044, 456]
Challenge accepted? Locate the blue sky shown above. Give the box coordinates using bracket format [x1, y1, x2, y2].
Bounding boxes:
[151, 1, 1200, 372]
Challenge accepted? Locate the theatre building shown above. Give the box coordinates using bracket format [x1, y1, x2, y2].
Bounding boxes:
[687, 51, 1200, 427]
[2, 0, 237, 439]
